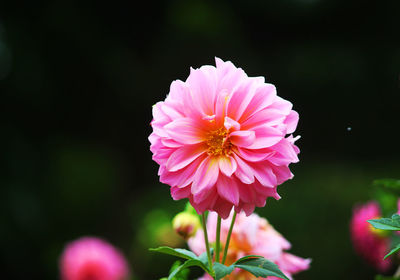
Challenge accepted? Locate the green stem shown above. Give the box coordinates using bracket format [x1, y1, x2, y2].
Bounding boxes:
[215, 216, 222, 263]
[222, 211, 237, 265]
[202, 213, 214, 274]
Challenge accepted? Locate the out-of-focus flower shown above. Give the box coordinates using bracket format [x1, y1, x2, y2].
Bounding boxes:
[60, 236, 130, 280]
[149, 57, 300, 218]
[188, 211, 310, 279]
[172, 211, 201, 239]
[350, 201, 392, 272]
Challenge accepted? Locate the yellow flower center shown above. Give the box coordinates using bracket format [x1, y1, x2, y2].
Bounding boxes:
[206, 127, 232, 156]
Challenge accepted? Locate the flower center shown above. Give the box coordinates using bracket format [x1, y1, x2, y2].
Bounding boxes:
[206, 127, 232, 156]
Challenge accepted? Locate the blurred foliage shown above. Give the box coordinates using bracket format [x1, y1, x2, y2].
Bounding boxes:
[1, 0, 400, 279]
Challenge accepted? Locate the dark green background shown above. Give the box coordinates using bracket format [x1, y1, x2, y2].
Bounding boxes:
[1, 0, 400, 279]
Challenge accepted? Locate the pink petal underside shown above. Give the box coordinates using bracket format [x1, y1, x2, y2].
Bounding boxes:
[216, 174, 239, 205]
[164, 118, 205, 144]
[241, 108, 287, 131]
[237, 182, 256, 203]
[186, 66, 218, 116]
[227, 77, 263, 121]
[253, 181, 281, 200]
[239, 83, 277, 122]
[191, 156, 219, 196]
[237, 203, 256, 216]
[230, 130, 256, 148]
[190, 187, 219, 211]
[236, 147, 275, 162]
[247, 126, 284, 149]
[271, 164, 294, 185]
[161, 155, 205, 187]
[249, 161, 277, 187]
[166, 143, 206, 172]
[213, 197, 234, 219]
[218, 155, 237, 177]
[232, 153, 255, 184]
[170, 185, 191, 200]
[284, 110, 299, 134]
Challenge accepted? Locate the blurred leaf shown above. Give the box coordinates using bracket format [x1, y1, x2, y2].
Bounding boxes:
[213, 262, 234, 280]
[384, 243, 400, 260]
[375, 275, 400, 280]
[233, 257, 289, 280]
[373, 187, 398, 217]
[162, 261, 190, 280]
[234, 255, 264, 263]
[368, 215, 400, 231]
[374, 179, 400, 190]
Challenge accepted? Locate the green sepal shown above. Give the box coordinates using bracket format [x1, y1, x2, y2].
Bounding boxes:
[233, 257, 289, 280]
[213, 262, 234, 280]
[368, 215, 400, 231]
[384, 243, 400, 259]
[149, 246, 198, 260]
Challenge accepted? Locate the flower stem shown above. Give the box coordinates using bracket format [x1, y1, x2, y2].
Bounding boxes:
[202, 213, 214, 274]
[222, 211, 237, 265]
[215, 216, 222, 263]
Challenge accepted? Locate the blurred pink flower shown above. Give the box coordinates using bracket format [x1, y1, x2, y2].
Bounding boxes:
[188, 211, 310, 279]
[60, 237, 130, 280]
[350, 201, 392, 272]
[149, 58, 300, 218]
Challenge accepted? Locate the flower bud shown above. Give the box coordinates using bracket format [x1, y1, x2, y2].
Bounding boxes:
[172, 212, 201, 240]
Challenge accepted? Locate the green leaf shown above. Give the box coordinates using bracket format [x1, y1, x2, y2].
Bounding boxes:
[149, 246, 198, 260]
[373, 179, 400, 190]
[168, 259, 209, 280]
[367, 216, 400, 231]
[234, 257, 289, 280]
[234, 255, 264, 264]
[384, 243, 400, 259]
[213, 262, 234, 280]
[198, 248, 214, 267]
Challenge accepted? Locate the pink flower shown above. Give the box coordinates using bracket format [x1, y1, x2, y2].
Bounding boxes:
[149, 58, 300, 218]
[188, 211, 310, 279]
[350, 201, 392, 272]
[59, 237, 130, 280]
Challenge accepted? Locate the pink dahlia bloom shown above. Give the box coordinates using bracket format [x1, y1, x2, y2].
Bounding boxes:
[350, 201, 392, 272]
[59, 237, 130, 280]
[149, 58, 300, 218]
[188, 211, 311, 280]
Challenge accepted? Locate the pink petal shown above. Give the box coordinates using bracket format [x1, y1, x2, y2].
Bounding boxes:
[230, 131, 256, 147]
[284, 110, 299, 134]
[164, 118, 205, 144]
[161, 156, 205, 187]
[227, 78, 261, 121]
[218, 156, 237, 177]
[217, 174, 239, 205]
[224, 116, 240, 131]
[236, 147, 275, 162]
[213, 197, 234, 219]
[247, 126, 284, 149]
[269, 96, 293, 115]
[186, 66, 218, 116]
[250, 162, 277, 187]
[232, 153, 255, 184]
[166, 143, 206, 172]
[271, 164, 293, 185]
[239, 83, 277, 122]
[192, 156, 219, 195]
[241, 108, 286, 130]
